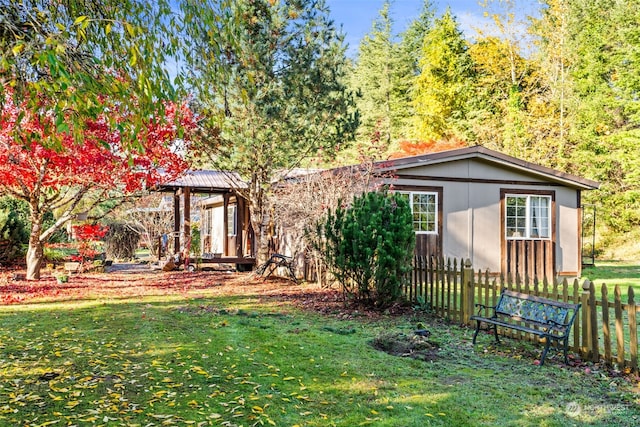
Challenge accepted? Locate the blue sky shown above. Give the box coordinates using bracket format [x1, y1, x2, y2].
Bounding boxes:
[325, 0, 538, 57]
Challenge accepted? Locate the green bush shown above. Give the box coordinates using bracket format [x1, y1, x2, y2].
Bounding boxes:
[0, 197, 30, 263]
[316, 190, 415, 308]
[104, 221, 141, 260]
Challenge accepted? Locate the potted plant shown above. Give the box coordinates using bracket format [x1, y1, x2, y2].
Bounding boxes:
[53, 271, 69, 284]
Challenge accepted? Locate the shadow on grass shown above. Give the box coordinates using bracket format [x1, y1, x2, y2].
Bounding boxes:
[582, 261, 640, 281]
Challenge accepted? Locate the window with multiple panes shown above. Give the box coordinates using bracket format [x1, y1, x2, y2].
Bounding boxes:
[505, 194, 551, 239]
[398, 192, 438, 234]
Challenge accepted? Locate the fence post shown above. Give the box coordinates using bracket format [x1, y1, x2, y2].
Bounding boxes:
[628, 287, 637, 372]
[588, 280, 600, 363]
[461, 258, 474, 325]
[581, 279, 599, 362]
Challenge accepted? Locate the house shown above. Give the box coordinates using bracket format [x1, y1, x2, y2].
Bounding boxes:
[372, 146, 599, 280]
[158, 146, 598, 279]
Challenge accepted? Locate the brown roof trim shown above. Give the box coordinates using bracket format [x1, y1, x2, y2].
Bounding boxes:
[373, 146, 600, 190]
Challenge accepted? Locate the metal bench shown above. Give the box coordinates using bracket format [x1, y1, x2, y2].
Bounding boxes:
[471, 289, 581, 365]
[255, 253, 297, 283]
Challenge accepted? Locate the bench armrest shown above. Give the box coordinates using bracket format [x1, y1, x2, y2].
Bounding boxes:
[546, 319, 569, 329]
[474, 303, 496, 315]
[474, 303, 494, 309]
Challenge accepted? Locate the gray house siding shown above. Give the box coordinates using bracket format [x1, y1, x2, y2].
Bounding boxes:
[378, 148, 598, 279]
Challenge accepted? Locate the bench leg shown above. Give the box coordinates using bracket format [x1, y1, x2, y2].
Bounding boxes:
[539, 338, 552, 366]
[472, 321, 500, 344]
[472, 320, 481, 344]
[563, 337, 570, 364]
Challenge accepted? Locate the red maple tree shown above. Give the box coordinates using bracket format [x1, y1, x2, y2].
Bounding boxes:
[0, 86, 195, 279]
[389, 138, 467, 159]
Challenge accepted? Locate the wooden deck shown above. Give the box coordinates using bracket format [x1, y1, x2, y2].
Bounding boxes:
[197, 256, 255, 265]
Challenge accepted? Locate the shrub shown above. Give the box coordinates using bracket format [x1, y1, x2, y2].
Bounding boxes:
[0, 197, 29, 263]
[104, 221, 141, 260]
[315, 189, 415, 308]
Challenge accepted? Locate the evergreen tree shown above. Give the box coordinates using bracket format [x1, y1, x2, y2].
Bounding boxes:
[180, 0, 358, 263]
[350, 1, 396, 148]
[0, 197, 29, 263]
[395, 0, 435, 142]
[533, 0, 640, 235]
[317, 190, 415, 308]
[411, 9, 474, 141]
[567, 0, 640, 232]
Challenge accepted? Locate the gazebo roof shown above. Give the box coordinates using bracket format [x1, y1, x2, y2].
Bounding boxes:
[157, 170, 247, 193]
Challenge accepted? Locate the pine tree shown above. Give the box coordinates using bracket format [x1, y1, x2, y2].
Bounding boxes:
[411, 9, 474, 141]
[395, 0, 435, 143]
[317, 190, 414, 308]
[180, 0, 358, 263]
[350, 1, 396, 147]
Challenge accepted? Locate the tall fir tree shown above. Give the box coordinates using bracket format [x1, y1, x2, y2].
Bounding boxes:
[395, 0, 435, 143]
[349, 1, 396, 152]
[533, 0, 640, 235]
[411, 9, 474, 141]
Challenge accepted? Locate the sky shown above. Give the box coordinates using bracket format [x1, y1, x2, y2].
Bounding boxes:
[325, 0, 536, 57]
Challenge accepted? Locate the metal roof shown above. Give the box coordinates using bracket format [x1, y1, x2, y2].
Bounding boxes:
[157, 170, 247, 193]
[373, 146, 600, 190]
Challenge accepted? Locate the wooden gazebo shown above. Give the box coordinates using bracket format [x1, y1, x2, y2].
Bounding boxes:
[156, 170, 255, 267]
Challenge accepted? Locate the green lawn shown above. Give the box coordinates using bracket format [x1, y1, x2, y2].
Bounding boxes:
[582, 260, 640, 303]
[583, 261, 640, 286]
[0, 281, 639, 426]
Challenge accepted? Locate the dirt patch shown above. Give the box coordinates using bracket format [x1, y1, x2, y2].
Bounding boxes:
[370, 331, 440, 361]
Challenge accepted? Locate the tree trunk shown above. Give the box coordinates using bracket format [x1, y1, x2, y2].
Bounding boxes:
[247, 175, 271, 266]
[251, 212, 270, 266]
[26, 231, 44, 280]
[25, 211, 45, 280]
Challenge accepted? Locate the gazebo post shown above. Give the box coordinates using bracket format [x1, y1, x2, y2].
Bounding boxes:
[184, 187, 191, 256]
[173, 190, 180, 253]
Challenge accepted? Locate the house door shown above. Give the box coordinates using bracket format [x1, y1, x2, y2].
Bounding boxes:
[501, 190, 556, 281]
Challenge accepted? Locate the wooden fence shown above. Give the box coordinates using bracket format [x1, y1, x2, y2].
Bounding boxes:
[407, 256, 640, 371]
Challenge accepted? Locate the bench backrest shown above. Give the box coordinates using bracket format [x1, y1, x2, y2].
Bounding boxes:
[495, 289, 580, 334]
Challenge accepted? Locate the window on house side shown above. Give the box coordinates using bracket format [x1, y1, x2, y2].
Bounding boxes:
[398, 192, 438, 234]
[505, 195, 551, 239]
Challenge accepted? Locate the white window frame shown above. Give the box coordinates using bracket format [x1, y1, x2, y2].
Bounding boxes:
[398, 191, 439, 235]
[505, 194, 551, 240]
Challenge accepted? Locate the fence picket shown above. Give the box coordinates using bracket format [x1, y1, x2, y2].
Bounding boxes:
[446, 258, 452, 320]
[588, 282, 599, 362]
[615, 285, 625, 366]
[572, 280, 580, 351]
[629, 287, 637, 372]
[453, 259, 459, 323]
[602, 284, 612, 367]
